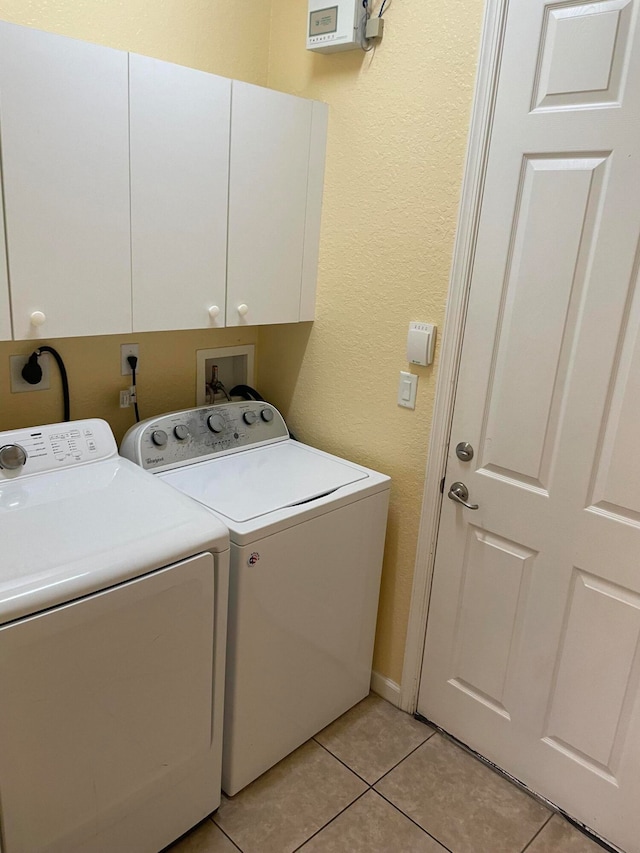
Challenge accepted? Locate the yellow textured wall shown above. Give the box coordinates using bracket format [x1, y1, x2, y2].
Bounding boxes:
[0, 0, 485, 685]
[0, 0, 271, 81]
[258, 0, 484, 682]
[0, 0, 269, 442]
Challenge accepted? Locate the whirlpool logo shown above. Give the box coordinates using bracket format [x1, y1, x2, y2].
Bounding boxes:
[247, 552, 260, 566]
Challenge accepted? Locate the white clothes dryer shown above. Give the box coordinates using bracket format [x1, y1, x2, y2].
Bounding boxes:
[0, 419, 229, 853]
[121, 402, 390, 796]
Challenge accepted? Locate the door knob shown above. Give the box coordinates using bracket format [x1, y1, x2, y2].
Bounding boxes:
[447, 481, 479, 510]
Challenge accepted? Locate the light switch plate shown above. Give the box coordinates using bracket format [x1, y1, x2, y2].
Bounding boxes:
[397, 371, 417, 409]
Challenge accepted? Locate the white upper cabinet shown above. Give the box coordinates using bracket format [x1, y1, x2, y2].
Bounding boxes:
[130, 55, 231, 332]
[227, 82, 327, 327]
[0, 22, 131, 340]
[0, 21, 327, 339]
[0, 185, 10, 341]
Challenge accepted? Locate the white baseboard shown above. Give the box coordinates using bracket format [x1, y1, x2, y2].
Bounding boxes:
[370, 671, 401, 707]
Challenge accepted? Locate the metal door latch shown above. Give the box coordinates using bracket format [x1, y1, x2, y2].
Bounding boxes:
[447, 481, 479, 509]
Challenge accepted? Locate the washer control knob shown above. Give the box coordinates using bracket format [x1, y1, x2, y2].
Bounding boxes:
[0, 444, 27, 470]
[208, 414, 226, 433]
[151, 429, 168, 447]
[260, 408, 274, 423]
[243, 410, 257, 425]
[174, 424, 189, 441]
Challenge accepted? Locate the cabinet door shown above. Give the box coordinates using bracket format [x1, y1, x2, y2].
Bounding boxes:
[227, 82, 313, 327]
[300, 101, 328, 322]
[0, 22, 131, 340]
[0, 182, 10, 341]
[130, 55, 230, 332]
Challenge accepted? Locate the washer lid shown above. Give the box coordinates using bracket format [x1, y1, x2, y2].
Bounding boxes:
[160, 440, 369, 523]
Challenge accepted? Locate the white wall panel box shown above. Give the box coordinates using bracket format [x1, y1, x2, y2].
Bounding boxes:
[407, 322, 436, 366]
[307, 0, 365, 53]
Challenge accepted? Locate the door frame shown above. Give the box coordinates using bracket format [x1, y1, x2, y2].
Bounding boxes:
[399, 0, 511, 713]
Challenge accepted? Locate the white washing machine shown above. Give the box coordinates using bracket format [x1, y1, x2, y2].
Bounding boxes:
[0, 419, 229, 853]
[121, 401, 390, 795]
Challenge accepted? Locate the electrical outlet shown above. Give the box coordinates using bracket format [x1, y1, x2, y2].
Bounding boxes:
[121, 344, 139, 376]
[120, 390, 131, 408]
[10, 354, 51, 393]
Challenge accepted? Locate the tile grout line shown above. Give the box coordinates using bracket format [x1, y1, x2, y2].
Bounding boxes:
[208, 814, 244, 852]
[289, 788, 371, 853]
[519, 813, 554, 853]
[373, 788, 454, 853]
[292, 726, 437, 853]
[211, 722, 438, 853]
[309, 733, 448, 852]
[372, 729, 438, 787]
[312, 737, 374, 784]
[313, 726, 437, 789]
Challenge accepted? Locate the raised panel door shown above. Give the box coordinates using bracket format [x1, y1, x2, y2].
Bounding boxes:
[418, 1, 640, 849]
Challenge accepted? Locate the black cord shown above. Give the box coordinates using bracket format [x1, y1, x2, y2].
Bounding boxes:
[22, 346, 70, 421]
[128, 356, 140, 423]
[40, 347, 70, 422]
[229, 384, 265, 401]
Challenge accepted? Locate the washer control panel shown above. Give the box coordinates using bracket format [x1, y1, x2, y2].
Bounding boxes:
[120, 402, 290, 472]
[0, 419, 117, 479]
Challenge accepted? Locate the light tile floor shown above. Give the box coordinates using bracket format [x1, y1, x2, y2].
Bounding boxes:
[167, 694, 608, 853]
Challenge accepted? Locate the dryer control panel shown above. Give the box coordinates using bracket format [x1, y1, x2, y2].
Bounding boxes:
[0, 419, 117, 479]
[120, 402, 290, 472]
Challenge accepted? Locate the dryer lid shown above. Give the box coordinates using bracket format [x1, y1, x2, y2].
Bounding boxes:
[160, 440, 368, 523]
[0, 456, 229, 625]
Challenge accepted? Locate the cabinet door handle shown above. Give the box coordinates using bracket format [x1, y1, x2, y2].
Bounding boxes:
[30, 311, 46, 327]
[208, 305, 220, 319]
[237, 303, 249, 317]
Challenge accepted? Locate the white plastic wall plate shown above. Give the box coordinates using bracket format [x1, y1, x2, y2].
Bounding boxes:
[10, 354, 51, 393]
[121, 343, 140, 376]
[397, 371, 418, 409]
[407, 322, 436, 366]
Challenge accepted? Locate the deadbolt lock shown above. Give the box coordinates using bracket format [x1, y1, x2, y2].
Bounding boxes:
[455, 442, 474, 462]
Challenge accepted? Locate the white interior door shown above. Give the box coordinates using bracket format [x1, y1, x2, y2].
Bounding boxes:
[418, 1, 640, 851]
